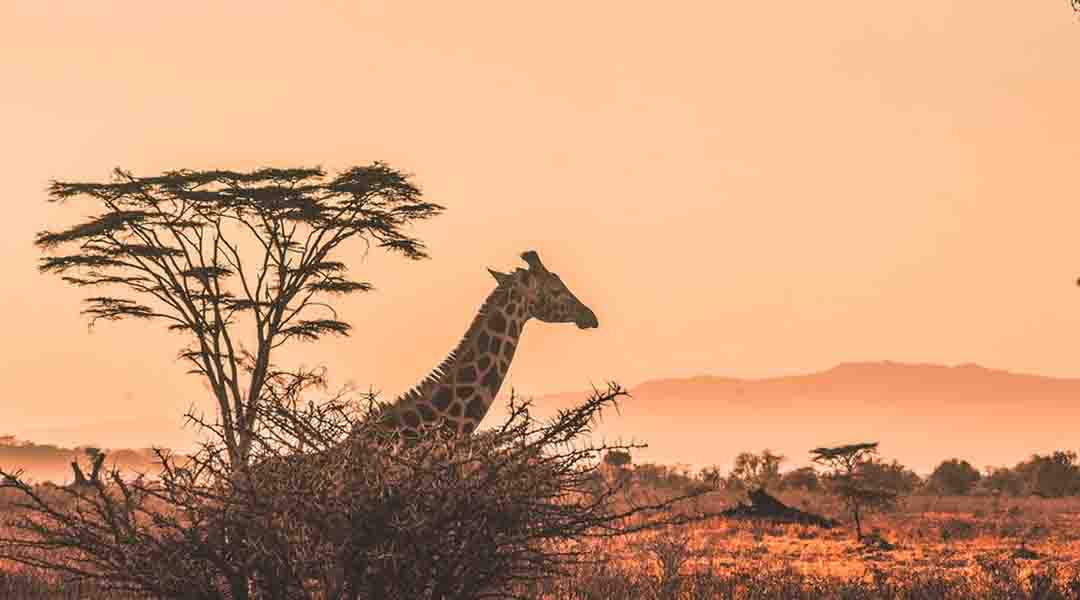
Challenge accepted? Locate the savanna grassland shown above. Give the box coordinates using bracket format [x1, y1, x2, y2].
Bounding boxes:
[530, 486, 1080, 599]
[4, 483, 1080, 599]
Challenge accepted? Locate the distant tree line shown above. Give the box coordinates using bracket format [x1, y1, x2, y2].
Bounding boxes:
[605, 448, 1080, 499]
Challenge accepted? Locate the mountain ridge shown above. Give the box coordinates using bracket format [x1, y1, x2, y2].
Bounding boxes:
[508, 361, 1080, 474]
[625, 360, 1080, 390]
[6, 361, 1078, 481]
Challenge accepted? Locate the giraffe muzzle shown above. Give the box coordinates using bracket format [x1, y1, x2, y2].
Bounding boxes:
[576, 308, 599, 329]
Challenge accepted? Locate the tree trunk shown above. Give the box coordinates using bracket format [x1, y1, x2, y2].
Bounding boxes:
[70, 461, 87, 486]
[852, 501, 863, 539]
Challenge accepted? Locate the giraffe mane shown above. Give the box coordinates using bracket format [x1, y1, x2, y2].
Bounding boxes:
[391, 273, 517, 409]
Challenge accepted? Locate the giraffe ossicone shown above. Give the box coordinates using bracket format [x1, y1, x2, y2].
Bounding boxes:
[376, 250, 598, 438]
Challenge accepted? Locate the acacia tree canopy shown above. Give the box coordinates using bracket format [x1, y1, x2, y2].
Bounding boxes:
[35, 164, 444, 467]
[811, 442, 895, 539]
[728, 449, 785, 491]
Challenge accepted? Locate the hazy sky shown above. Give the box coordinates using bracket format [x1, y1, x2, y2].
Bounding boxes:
[2, 2, 1079, 450]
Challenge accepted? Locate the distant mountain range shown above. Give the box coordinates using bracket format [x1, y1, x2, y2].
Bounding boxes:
[6, 362, 1078, 481]
[514, 362, 1080, 474]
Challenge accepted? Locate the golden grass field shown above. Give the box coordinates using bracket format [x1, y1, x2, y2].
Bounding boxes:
[681, 490, 1080, 576]
[526, 489, 1080, 599]
[4, 486, 1080, 598]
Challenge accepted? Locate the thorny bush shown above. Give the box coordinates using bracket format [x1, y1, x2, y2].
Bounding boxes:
[0, 375, 714, 600]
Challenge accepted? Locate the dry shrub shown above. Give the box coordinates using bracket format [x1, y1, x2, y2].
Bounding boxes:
[0, 382, 714, 599]
[940, 517, 979, 542]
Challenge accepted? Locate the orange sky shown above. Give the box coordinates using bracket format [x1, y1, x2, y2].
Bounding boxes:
[1, 3, 1079, 451]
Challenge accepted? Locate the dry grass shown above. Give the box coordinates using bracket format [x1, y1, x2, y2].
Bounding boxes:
[5, 485, 1080, 598]
[523, 488, 1080, 598]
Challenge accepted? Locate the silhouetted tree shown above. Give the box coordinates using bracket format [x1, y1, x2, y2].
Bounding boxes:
[603, 449, 632, 468]
[858, 458, 921, 496]
[780, 466, 820, 492]
[698, 465, 724, 490]
[811, 442, 896, 540]
[1016, 451, 1080, 498]
[980, 465, 1026, 497]
[34, 164, 442, 470]
[727, 449, 785, 492]
[632, 463, 699, 492]
[929, 458, 981, 495]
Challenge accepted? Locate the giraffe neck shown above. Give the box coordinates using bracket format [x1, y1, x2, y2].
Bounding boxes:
[387, 280, 530, 435]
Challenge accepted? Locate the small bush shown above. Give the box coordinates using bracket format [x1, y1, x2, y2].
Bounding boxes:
[930, 459, 982, 495]
[940, 517, 978, 542]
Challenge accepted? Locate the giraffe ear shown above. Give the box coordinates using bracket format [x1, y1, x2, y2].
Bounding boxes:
[520, 250, 548, 273]
[488, 268, 511, 285]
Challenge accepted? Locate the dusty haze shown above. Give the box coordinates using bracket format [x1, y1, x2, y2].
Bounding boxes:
[2, 3, 1079, 456]
[517, 361, 1080, 474]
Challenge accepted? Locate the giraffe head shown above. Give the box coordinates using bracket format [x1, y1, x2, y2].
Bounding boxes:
[488, 250, 599, 329]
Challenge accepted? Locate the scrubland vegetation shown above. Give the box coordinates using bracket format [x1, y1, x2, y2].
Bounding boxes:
[16, 163, 1080, 598]
[6, 445, 1080, 599]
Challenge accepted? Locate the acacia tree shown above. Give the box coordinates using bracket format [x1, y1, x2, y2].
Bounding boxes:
[698, 465, 724, 490]
[810, 442, 896, 539]
[727, 449, 785, 492]
[35, 164, 442, 469]
[603, 449, 632, 468]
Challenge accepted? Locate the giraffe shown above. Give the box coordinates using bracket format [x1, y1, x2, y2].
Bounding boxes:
[373, 249, 599, 438]
[249, 250, 598, 596]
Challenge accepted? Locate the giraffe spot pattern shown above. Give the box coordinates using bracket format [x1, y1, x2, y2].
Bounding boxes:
[381, 413, 401, 428]
[488, 311, 507, 334]
[465, 397, 486, 420]
[482, 367, 500, 393]
[458, 366, 477, 383]
[379, 269, 559, 440]
[432, 388, 452, 411]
